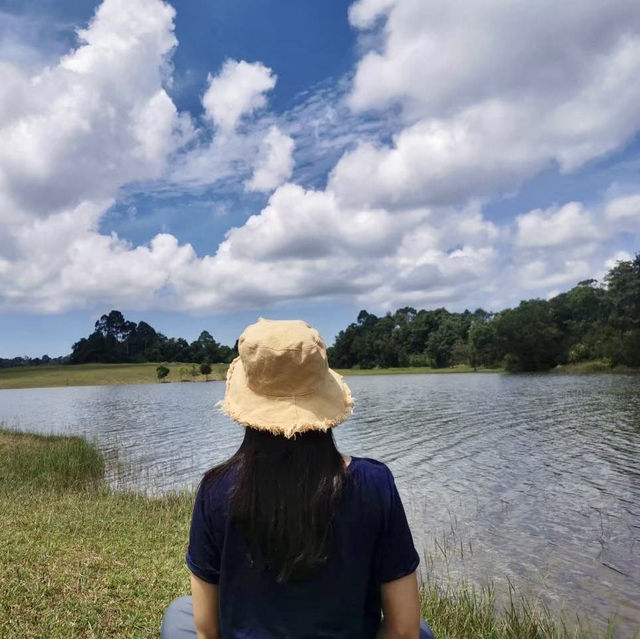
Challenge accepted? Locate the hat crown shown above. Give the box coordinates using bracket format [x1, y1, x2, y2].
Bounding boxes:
[239, 319, 328, 397]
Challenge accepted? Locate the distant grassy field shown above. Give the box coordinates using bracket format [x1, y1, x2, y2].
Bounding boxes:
[0, 362, 506, 390]
[0, 362, 229, 390]
[1, 428, 618, 638]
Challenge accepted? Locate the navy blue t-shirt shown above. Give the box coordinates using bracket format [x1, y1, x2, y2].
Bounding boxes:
[186, 457, 419, 638]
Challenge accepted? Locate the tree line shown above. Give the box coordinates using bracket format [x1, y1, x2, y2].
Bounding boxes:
[0, 310, 237, 368]
[68, 311, 237, 364]
[327, 254, 640, 372]
[0, 354, 66, 369]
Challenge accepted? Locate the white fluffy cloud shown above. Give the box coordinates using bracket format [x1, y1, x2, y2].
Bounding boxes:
[0, 0, 193, 232]
[349, 0, 640, 118]
[202, 59, 276, 133]
[335, 0, 640, 211]
[246, 126, 295, 193]
[605, 193, 640, 223]
[515, 203, 600, 248]
[0, 0, 639, 319]
[0, 0, 194, 309]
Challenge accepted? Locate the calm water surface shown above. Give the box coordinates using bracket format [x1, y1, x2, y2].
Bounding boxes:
[1, 373, 639, 635]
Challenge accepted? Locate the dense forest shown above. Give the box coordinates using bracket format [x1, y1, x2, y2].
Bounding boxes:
[0, 354, 67, 369]
[0, 310, 237, 368]
[2, 254, 638, 372]
[67, 311, 237, 365]
[327, 254, 640, 372]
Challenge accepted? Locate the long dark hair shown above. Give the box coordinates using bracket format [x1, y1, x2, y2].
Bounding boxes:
[203, 427, 347, 582]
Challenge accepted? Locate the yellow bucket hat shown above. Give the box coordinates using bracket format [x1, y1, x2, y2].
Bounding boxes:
[220, 318, 354, 438]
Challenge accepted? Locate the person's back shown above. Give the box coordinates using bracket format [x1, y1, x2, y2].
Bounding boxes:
[187, 449, 419, 638]
[161, 319, 434, 639]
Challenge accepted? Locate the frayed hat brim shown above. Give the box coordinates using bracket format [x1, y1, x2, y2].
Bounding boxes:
[220, 357, 354, 438]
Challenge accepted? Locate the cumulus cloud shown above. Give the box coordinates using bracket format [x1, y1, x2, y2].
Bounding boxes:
[246, 126, 295, 192]
[202, 59, 276, 133]
[605, 193, 640, 222]
[328, 102, 545, 208]
[0, 0, 191, 225]
[515, 203, 600, 248]
[0, 0, 195, 309]
[335, 0, 640, 211]
[1, 0, 639, 319]
[349, 0, 640, 117]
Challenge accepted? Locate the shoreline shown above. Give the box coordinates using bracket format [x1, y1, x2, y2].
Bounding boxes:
[0, 427, 619, 638]
[337, 365, 504, 376]
[1, 360, 637, 391]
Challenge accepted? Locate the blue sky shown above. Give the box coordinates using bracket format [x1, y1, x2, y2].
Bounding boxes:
[0, 0, 639, 357]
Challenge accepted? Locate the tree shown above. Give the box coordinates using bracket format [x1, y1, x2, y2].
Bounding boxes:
[492, 300, 562, 371]
[601, 254, 640, 365]
[425, 315, 466, 367]
[156, 365, 170, 382]
[129, 321, 158, 361]
[94, 310, 127, 339]
[199, 360, 212, 381]
[468, 319, 499, 369]
[191, 330, 223, 363]
[450, 339, 469, 366]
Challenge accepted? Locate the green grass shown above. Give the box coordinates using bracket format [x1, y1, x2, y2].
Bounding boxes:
[1, 429, 628, 638]
[419, 581, 617, 639]
[0, 362, 229, 390]
[552, 360, 640, 375]
[0, 428, 193, 638]
[337, 365, 504, 376]
[0, 429, 104, 490]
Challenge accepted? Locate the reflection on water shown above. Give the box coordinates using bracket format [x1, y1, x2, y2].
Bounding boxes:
[1, 373, 639, 634]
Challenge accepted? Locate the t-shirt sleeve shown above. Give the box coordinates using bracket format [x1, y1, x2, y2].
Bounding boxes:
[185, 480, 222, 584]
[374, 466, 420, 584]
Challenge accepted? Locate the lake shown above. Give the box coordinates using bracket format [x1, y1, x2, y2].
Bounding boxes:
[1, 373, 639, 635]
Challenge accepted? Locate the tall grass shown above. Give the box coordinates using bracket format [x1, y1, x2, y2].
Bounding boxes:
[419, 581, 617, 639]
[0, 428, 630, 638]
[552, 360, 640, 374]
[0, 428, 104, 490]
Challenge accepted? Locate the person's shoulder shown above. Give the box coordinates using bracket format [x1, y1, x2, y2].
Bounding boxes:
[198, 467, 236, 510]
[350, 456, 395, 485]
[346, 457, 398, 516]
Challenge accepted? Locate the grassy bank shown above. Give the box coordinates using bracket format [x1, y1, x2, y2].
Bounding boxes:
[552, 360, 640, 375]
[0, 362, 228, 390]
[0, 428, 193, 638]
[1, 429, 625, 638]
[336, 365, 504, 376]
